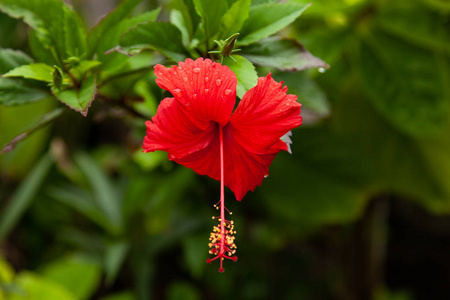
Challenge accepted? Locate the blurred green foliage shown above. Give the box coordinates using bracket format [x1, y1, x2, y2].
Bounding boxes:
[0, 0, 449, 299]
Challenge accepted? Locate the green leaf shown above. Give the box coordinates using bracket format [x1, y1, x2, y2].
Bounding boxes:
[74, 153, 124, 234]
[95, 9, 160, 71]
[170, 0, 194, 44]
[28, 29, 59, 66]
[239, 2, 311, 45]
[223, 55, 257, 98]
[242, 37, 329, 71]
[87, 0, 144, 58]
[63, 7, 87, 57]
[119, 22, 188, 62]
[10, 272, 76, 300]
[356, 30, 449, 137]
[0, 48, 33, 74]
[41, 258, 102, 300]
[193, 0, 228, 40]
[0, 153, 53, 241]
[0, 77, 49, 105]
[68, 60, 102, 80]
[3, 63, 54, 82]
[170, 10, 191, 47]
[0, 0, 87, 63]
[219, 0, 251, 39]
[52, 75, 96, 116]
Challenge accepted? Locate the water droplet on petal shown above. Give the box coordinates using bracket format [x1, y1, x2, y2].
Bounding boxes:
[204, 77, 209, 82]
[193, 67, 201, 74]
[173, 89, 182, 97]
[318, 67, 326, 73]
[286, 102, 290, 106]
[264, 174, 269, 178]
[193, 94, 197, 99]
[216, 79, 222, 86]
[183, 77, 188, 82]
[224, 89, 232, 96]
[204, 89, 209, 94]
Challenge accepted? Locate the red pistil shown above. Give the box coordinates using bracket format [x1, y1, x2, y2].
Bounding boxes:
[206, 126, 238, 272]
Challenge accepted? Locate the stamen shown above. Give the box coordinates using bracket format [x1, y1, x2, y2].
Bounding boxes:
[206, 126, 237, 272]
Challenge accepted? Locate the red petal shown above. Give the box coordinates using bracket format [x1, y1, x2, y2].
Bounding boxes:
[173, 126, 279, 201]
[229, 73, 302, 155]
[222, 128, 279, 201]
[143, 97, 216, 159]
[171, 127, 221, 185]
[154, 58, 237, 128]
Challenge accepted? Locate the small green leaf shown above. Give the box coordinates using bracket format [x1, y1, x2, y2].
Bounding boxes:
[69, 60, 101, 80]
[96, 8, 160, 71]
[119, 22, 188, 62]
[3, 63, 54, 82]
[223, 55, 258, 98]
[0, 77, 49, 106]
[52, 75, 96, 116]
[0, 48, 33, 74]
[87, 0, 144, 58]
[219, 0, 251, 39]
[0, 153, 53, 241]
[193, 0, 228, 40]
[242, 37, 329, 71]
[239, 2, 311, 45]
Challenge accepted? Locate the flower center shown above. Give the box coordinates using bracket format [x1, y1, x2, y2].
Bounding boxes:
[206, 126, 238, 272]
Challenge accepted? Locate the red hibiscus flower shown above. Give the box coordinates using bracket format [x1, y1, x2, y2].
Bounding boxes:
[143, 57, 302, 271]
